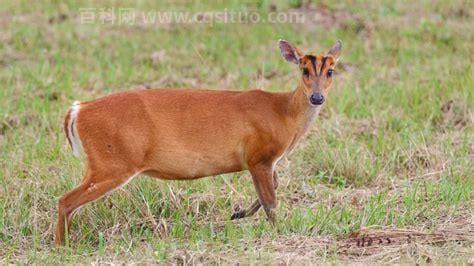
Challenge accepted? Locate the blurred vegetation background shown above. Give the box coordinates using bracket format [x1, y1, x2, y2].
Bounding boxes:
[0, 0, 472, 264]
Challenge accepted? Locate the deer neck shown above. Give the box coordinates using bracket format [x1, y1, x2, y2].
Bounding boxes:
[287, 81, 321, 137]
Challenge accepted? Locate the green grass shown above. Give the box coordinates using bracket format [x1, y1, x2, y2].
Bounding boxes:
[0, 0, 473, 264]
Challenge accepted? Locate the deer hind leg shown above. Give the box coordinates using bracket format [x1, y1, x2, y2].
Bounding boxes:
[55, 169, 137, 246]
[231, 171, 279, 220]
[231, 198, 261, 220]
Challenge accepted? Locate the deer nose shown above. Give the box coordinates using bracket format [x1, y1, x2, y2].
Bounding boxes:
[309, 93, 324, 105]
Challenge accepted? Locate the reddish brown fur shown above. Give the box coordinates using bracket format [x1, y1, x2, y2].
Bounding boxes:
[55, 40, 342, 245]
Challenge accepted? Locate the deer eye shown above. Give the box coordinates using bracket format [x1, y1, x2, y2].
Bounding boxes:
[302, 68, 309, 76]
[327, 69, 334, 77]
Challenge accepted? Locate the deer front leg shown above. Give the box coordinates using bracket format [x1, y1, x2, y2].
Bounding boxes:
[231, 171, 279, 220]
[245, 164, 277, 224]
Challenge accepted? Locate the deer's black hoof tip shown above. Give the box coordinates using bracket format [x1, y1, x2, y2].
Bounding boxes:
[231, 211, 246, 220]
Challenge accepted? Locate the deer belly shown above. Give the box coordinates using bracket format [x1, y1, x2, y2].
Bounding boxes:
[146, 149, 243, 180]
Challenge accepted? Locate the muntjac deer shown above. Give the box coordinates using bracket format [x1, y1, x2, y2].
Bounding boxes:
[56, 39, 342, 245]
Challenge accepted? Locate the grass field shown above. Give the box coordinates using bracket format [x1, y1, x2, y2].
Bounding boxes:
[0, 0, 473, 264]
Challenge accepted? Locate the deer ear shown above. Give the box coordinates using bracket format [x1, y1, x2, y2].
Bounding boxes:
[328, 40, 342, 61]
[278, 39, 301, 65]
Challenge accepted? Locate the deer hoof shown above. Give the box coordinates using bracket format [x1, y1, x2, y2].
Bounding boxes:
[231, 210, 246, 220]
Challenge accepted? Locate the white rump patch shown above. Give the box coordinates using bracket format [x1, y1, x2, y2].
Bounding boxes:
[68, 101, 82, 157]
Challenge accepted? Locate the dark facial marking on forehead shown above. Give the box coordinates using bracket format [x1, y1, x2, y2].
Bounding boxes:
[302, 54, 335, 76]
[306, 55, 317, 75]
[320, 56, 327, 74]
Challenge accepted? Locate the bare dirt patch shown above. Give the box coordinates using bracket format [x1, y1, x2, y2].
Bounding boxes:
[339, 223, 473, 258]
[252, 215, 473, 263]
